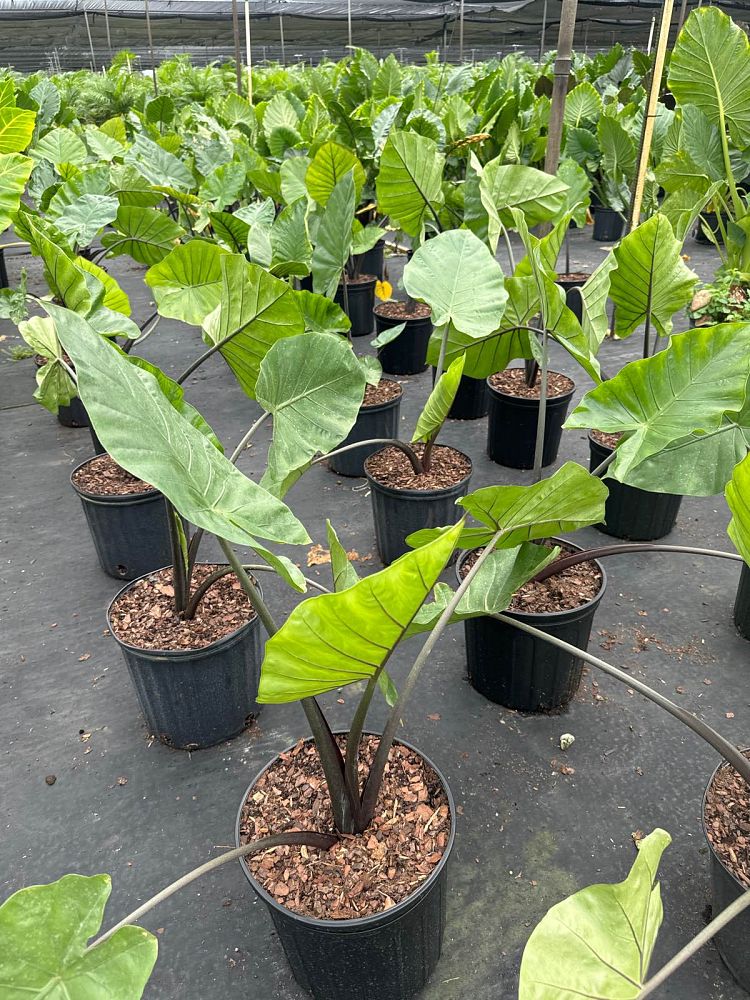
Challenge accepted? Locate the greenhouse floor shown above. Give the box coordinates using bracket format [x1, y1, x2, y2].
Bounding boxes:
[2, 228, 748, 999]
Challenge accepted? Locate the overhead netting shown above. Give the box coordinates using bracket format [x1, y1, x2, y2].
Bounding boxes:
[0, 0, 747, 72]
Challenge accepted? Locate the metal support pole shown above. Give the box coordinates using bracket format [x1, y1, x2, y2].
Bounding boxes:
[583, 20, 589, 53]
[629, 0, 676, 229]
[279, 14, 286, 64]
[144, 0, 158, 94]
[543, 0, 577, 177]
[244, 0, 253, 103]
[102, 0, 112, 57]
[347, 0, 352, 49]
[459, 0, 465, 62]
[83, 9, 96, 72]
[539, 0, 548, 60]
[677, 0, 689, 35]
[647, 15, 656, 53]
[231, 0, 242, 95]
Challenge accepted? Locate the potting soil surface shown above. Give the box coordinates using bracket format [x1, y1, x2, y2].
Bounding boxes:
[2, 228, 748, 998]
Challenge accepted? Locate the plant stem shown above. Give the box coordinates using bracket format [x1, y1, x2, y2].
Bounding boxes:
[166, 503, 189, 615]
[491, 613, 750, 787]
[313, 438, 424, 475]
[175, 323, 249, 385]
[218, 538, 277, 636]
[531, 542, 744, 583]
[341, 272, 352, 343]
[86, 833, 338, 951]
[532, 328, 548, 482]
[184, 563, 331, 618]
[359, 529, 504, 828]
[590, 448, 617, 477]
[637, 890, 750, 998]
[500, 224, 517, 273]
[434, 324, 449, 384]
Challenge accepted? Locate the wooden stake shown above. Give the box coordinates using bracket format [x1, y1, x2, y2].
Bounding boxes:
[279, 13, 286, 65]
[629, 0, 676, 230]
[83, 9, 96, 72]
[539, 0, 548, 61]
[544, 0, 578, 176]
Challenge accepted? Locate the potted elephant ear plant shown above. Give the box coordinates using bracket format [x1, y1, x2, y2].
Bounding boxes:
[47, 293, 368, 751]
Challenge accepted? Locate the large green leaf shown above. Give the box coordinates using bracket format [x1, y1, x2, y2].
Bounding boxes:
[48, 303, 309, 549]
[403, 229, 507, 337]
[271, 198, 312, 273]
[53, 193, 119, 248]
[257, 520, 463, 703]
[0, 874, 157, 999]
[480, 160, 569, 251]
[566, 323, 750, 495]
[101, 206, 185, 266]
[458, 462, 609, 548]
[557, 158, 591, 228]
[145, 241, 228, 325]
[563, 81, 602, 126]
[20, 315, 77, 414]
[202, 255, 304, 399]
[125, 133, 194, 190]
[305, 140, 365, 207]
[31, 126, 86, 165]
[311, 171, 355, 298]
[0, 107, 36, 153]
[727, 451, 750, 566]
[75, 258, 131, 317]
[609, 214, 697, 339]
[669, 6, 750, 147]
[598, 115, 636, 182]
[296, 290, 351, 335]
[256, 332, 366, 497]
[376, 130, 444, 237]
[0, 153, 32, 234]
[578, 251, 617, 350]
[26, 215, 91, 314]
[519, 829, 671, 999]
[412, 355, 465, 443]
[408, 542, 561, 635]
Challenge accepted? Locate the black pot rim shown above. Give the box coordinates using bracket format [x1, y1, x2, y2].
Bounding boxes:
[70, 455, 161, 504]
[106, 563, 261, 661]
[340, 274, 377, 290]
[486, 369, 576, 408]
[234, 731, 456, 931]
[701, 752, 750, 893]
[364, 447, 473, 499]
[587, 431, 615, 457]
[456, 536, 608, 621]
[360, 376, 403, 412]
[373, 303, 432, 323]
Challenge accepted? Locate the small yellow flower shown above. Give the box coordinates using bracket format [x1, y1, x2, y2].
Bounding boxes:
[375, 279, 393, 302]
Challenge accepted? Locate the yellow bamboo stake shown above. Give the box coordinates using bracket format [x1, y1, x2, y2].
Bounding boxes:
[629, 0, 676, 229]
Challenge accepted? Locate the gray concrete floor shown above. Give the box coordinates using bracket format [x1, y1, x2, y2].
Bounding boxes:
[1, 225, 748, 998]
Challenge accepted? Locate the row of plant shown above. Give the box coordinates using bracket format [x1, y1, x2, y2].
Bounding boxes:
[2, 6, 750, 997]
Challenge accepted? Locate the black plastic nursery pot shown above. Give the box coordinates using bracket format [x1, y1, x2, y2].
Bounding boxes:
[555, 274, 590, 324]
[592, 207, 625, 243]
[107, 569, 263, 750]
[357, 240, 385, 280]
[430, 368, 489, 419]
[588, 434, 683, 541]
[0, 246, 8, 288]
[374, 306, 432, 375]
[694, 212, 725, 245]
[364, 449, 472, 565]
[457, 541, 607, 712]
[702, 759, 750, 992]
[328, 380, 402, 478]
[486, 370, 575, 470]
[234, 734, 455, 1000]
[89, 425, 106, 455]
[70, 457, 173, 581]
[58, 395, 90, 428]
[734, 563, 750, 640]
[335, 275, 377, 337]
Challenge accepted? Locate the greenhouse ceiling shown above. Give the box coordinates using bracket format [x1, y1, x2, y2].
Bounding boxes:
[0, 0, 747, 71]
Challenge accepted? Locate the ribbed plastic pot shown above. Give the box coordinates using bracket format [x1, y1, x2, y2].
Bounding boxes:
[555, 277, 589, 323]
[734, 563, 750, 640]
[592, 208, 625, 242]
[365, 449, 472, 565]
[70, 457, 173, 581]
[328, 382, 402, 478]
[430, 369, 488, 419]
[458, 541, 606, 712]
[335, 276, 376, 337]
[702, 758, 750, 991]
[374, 308, 432, 375]
[234, 733, 455, 1000]
[487, 371, 574, 470]
[107, 569, 263, 749]
[58, 396, 90, 428]
[588, 435, 682, 541]
[357, 241, 385, 280]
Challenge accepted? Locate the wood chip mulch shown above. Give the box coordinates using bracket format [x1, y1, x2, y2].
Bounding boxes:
[461, 542, 603, 614]
[374, 301, 431, 320]
[556, 272, 591, 283]
[489, 367, 574, 400]
[363, 378, 402, 407]
[705, 752, 750, 889]
[109, 565, 256, 651]
[240, 736, 451, 920]
[591, 429, 623, 450]
[72, 454, 156, 497]
[366, 443, 471, 491]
